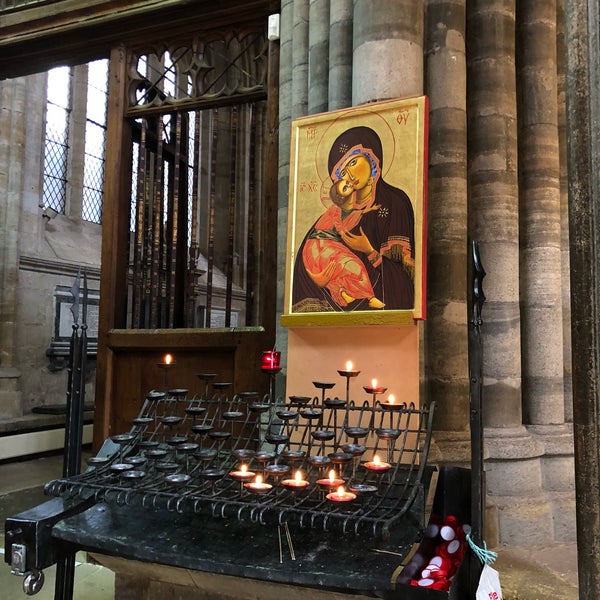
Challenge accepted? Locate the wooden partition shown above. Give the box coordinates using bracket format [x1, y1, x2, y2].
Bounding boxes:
[96, 329, 272, 442]
[90, 3, 279, 450]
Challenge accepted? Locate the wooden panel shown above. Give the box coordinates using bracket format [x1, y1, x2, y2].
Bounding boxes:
[110, 348, 237, 437]
[95, 329, 273, 446]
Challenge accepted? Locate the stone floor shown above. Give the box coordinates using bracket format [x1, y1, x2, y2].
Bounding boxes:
[0, 453, 580, 599]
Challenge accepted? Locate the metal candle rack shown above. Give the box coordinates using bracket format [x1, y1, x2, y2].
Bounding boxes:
[45, 372, 435, 539]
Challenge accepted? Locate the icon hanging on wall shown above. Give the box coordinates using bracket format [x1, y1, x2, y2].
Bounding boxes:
[282, 96, 428, 327]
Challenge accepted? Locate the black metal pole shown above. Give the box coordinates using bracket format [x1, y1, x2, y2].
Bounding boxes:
[54, 546, 76, 600]
[55, 270, 88, 600]
[468, 240, 486, 594]
[468, 240, 485, 546]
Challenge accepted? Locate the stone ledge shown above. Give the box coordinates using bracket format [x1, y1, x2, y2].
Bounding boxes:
[484, 426, 545, 460]
[0, 409, 94, 436]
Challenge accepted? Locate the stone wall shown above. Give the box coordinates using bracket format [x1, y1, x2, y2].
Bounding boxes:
[0, 72, 101, 420]
[276, 0, 575, 547]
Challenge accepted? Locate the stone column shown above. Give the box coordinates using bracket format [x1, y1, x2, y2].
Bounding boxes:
[276, 0, 298, 375]
[467, 1, 551, 545]
[517, 0, 564, 428]
[291, 0, 309, 120]
[353, 0, 423, 104]
[328, 0, 352, 110]
[308, 0, 329, 114]
[517, 0, 575, 542]
[0, 77, 29, 418]
[424, 1, 470, 464]
[556, 0, 573, 424]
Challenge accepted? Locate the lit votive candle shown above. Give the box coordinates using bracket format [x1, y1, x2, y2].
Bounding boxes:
[229, 464, 256, 482]
[364, 455, 391, 472]
[244, 474, 273, 493]
[281, 470, 310, 490]
[364, 378, 386, 394]
[338, 360, 359, 377]
[326, 485, 357, 502]
[316, 469, 344, 489]
[164, 353, 174, 365]
[380, 393, 401, 410]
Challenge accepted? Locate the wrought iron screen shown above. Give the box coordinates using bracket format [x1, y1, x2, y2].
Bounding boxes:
[125, 31, 268, 329]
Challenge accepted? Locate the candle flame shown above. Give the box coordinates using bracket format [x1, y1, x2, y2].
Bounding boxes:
[241, 464, 247, 474]
[295, 470, 303, 483]
[373, 455, 380, 466]
[336, 486, 345, 496]
[372, 378, 377, 389]
[346, 360, 353, 371]
[164, 353, 173, 365]
[255, 475, 263, 484]
[328, 469, 336, 483]
[388, 394, 395, 404]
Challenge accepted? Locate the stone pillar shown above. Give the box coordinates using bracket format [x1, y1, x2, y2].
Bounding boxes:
[291, 0, 309, 120]
[353, 0, 423, 104]
[517, 0, 575, 542]
[467, 1, 552, 545]
[328, 0, 352, 110]
[517, 0, 564, 428]
[0, 77, 29, 418]
[424, 1, 470, 465]
[308, 0, 329, 114]
[276, 0, 295, 372]
[556, 0, 573, 424]
[278, 0, 294, 211]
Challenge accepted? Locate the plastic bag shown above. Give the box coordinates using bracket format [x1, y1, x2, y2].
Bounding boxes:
[476, 564, 503, 600]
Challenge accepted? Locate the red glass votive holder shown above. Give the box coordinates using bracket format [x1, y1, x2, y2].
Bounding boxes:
[261, 350, 281, 372]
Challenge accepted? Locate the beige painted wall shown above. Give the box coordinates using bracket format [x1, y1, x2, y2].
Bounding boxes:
[285, 324, 419, 407]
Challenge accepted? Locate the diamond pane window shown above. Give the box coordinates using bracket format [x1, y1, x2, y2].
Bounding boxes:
[42, 66, 71, 214]
[82, 150, 104, 222]
[83, 59, 108, 223]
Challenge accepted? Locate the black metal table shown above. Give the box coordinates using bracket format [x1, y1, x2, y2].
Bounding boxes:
[6, 466, 475, 599]
[52, 500, 418, 594]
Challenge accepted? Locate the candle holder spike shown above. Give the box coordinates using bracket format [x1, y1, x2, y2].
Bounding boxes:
[338, 367, 360, 403]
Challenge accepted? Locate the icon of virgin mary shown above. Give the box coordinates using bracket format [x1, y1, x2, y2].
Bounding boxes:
[292, 125, 415, 313]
